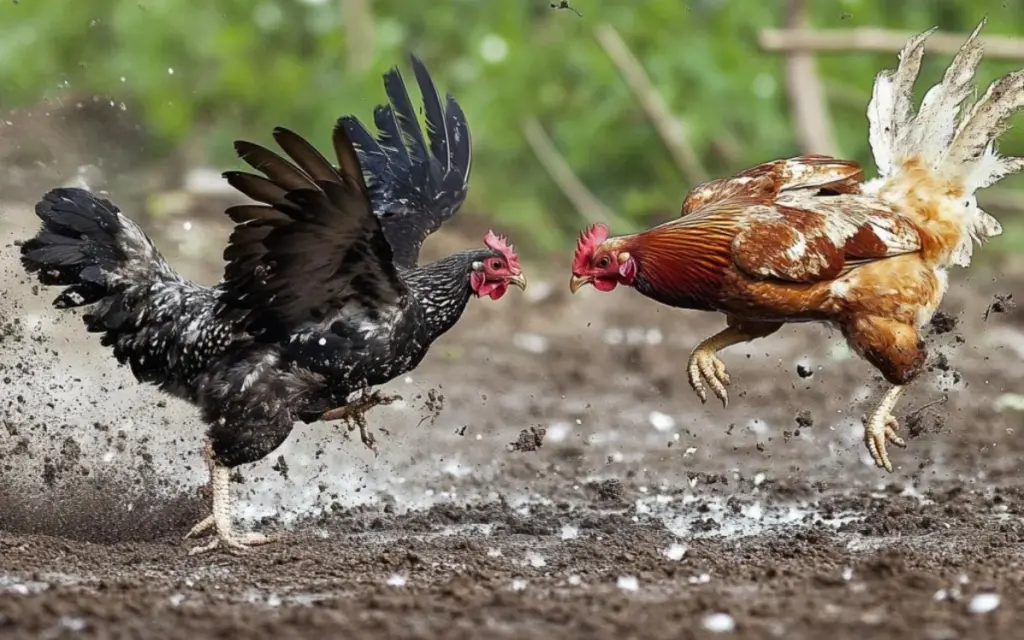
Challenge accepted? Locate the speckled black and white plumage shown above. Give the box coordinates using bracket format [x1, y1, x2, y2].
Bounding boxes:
[19, 58, 504, 475]
[21, 189, 236, 399]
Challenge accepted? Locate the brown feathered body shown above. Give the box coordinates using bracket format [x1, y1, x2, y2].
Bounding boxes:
[612, 154, 941, 385]
[570, 21, 1024, 471]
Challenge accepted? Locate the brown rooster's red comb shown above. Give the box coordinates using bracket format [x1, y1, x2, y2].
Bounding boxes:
[572, 223, 609, 273]
[484, 230, 521, 273]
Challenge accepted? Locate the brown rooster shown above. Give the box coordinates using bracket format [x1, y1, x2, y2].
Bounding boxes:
[570, 20, 1021, 473]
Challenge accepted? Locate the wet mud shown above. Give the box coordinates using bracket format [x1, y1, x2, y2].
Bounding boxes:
[2, 204, 1024, 639]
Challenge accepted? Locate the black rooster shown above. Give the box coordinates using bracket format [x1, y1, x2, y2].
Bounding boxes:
[19, 56, 526, 554]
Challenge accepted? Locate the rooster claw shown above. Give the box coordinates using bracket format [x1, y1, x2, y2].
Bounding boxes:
[184, 464, 282, 555]
[320, 389, 400, 455]
[865, 414, 906, 473]
[687, 349, 731, 408]
[186, 527, 281, 555]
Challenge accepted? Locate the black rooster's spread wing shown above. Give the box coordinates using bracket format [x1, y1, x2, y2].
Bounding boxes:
[338, 55, 471, 269]
[217, 122, 407, 342]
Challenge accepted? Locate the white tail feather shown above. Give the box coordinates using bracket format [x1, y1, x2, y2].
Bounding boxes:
[867, 27, 935, 177]
[910, 21, 986, 162]
[865, 19, 1024, 268]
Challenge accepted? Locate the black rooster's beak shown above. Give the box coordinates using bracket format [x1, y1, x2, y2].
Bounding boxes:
[508, 273, 528, 291]
[569, 275, 592, 294]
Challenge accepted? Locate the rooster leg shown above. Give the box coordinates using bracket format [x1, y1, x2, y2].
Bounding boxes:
[842, 315, 925, 472]
[864, 385, 908, 473]
[320, 389, 401, 455]
[185, 445, 280, 555]
[687, 320, 782, 407]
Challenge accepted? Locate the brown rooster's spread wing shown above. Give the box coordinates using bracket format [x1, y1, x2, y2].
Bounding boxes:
[680, 155, 920, 284]
[731, 192, 922, 283]
[217, 124, 407, 341]
[682, 155, 865, 216]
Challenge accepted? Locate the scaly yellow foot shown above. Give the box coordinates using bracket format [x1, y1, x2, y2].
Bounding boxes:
[687, 347, 731, 407]
[863, 385, 908, 473]
[184, 463, 281, 555]
[683, 322, 781, 409]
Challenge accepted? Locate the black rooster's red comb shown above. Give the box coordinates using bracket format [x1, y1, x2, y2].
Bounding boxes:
[484, 230, 521, 273]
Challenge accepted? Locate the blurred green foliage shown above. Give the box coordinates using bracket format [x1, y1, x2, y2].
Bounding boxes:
[1, 0, 1023, 253]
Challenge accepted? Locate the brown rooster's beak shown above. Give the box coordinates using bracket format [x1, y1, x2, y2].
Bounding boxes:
[569, 275, 592, 294]
[508, 272, 528, 291]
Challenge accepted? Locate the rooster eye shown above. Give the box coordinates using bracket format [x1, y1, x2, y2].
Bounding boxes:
[490, 260, 503, 270]
[597, 256, 610, 268]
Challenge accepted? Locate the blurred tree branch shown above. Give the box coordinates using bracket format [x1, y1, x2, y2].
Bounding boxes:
[342, 0, 374, 73]
[593, 24, 709, 184]
[521, 118, 626, 229]
[760, 26, 1024, 59]
[782, 0, 837, 156]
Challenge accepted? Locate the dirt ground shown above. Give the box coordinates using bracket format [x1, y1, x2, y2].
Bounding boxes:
[2, 186, 1024, 639]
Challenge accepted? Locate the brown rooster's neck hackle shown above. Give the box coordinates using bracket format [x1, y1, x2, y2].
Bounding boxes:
[625, 215, 738, 310]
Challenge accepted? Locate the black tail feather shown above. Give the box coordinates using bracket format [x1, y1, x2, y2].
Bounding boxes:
[444, 95, 471, 183]
[21, 188, 127, 307]
[383, 64, 430, 168]
[20, 187, 227, 393]
[410, 54, 451, 176]
[372, 103, 411, 168]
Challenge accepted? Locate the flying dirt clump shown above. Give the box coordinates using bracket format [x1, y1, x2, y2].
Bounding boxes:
[928, 311, 958, 335]
[584, 478, 626, 506]
[905, 396, 949, 440]
[795, 410, 814, 429]
[272, 455, 289, 480]
[984, 293, 1016, 320]
[414, 388, 446, 427]
[508, 426, 546, 453]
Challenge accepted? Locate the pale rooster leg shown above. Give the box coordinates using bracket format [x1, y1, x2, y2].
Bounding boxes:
[320, 389, 401, 455]
[864, 385, 908, 473]
[185, 451, 280, 555]
[687, 321, 781, 408]
[185, 451, 217, 537]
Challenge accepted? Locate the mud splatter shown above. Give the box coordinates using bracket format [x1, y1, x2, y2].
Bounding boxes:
[507, 426, 546, 453]
[984, 293, 1016, 320]
[929, 310, 958, 335]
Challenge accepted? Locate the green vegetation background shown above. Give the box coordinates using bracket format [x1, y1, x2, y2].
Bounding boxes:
[1, 0, 1022, 254]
